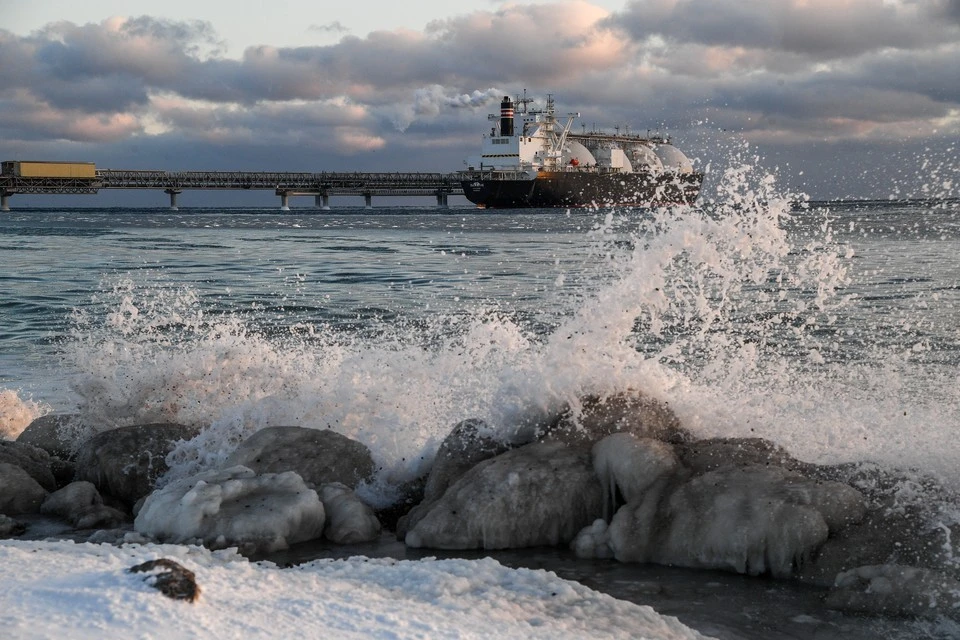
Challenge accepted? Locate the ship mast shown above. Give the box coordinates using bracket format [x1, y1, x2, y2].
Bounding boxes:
[539, 94, 580, 170]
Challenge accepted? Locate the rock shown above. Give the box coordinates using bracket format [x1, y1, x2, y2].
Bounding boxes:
[128, 558, 201, 603]
[606, 465, 863, 578]
[798, 500, 948, 586]
[405, 441, 604, 550]
[0, 462, 48, 514]
[423, 419, 511, 504]
[319, 482, 381, 544]
[225, 426, 375, 490]
[134, 465, 325, 553]
[592, 433, 682, 520]
[41, 481, 127, 529]
[0, 440, 57, 491]
[0, 513, 26, 537]
[17, 414, 83, 460]
[377, 475, 426, 535]
[676, 437, 813, 477]
[397, 419, 510, 538]
[826, 564, 960, 618]
[74, 423, 200, 506]
[545, 391, 690, 446]
[41, 480, 102, 518]
[49, 458, 75, 489]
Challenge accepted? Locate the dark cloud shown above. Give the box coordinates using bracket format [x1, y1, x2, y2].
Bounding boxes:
[607, 0, 960, 60]
[308, 21, 349, 34]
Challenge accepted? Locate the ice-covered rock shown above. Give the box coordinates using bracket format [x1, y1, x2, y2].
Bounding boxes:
[75, 423, 200, 506]
[40, 481, 127, 529]
[0, 462, 48, 514]
[17, 414, 83, 460]
[826, 564, 960, 618]
[571, 518, 614, 559]
[0, 440, 57, 491]
[319, 482, 381, 544]
[134, 465, 325, 553]
[607, 465, 864, 578]
[592, 433, 681, 519]
[225, 426, 375, 489]
[397, 418, 509, 538]
[545, 391, 690, 446]
[405, 441, 603, 550]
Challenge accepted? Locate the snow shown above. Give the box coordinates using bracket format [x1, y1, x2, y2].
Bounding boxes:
[0, 539, 710, 640]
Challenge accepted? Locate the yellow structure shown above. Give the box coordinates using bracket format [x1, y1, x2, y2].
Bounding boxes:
[1, 161, 96, 178]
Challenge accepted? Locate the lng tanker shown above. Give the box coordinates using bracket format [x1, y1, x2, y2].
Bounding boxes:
[460, 95, 703, 208]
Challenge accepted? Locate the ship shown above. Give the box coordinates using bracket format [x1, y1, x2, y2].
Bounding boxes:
[459, 94, 703, 208]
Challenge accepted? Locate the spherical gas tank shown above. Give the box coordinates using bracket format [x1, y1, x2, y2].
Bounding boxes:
[562, 140, 597, 167]
[628, 144, 664, 172]
[652, 144, 694, 173]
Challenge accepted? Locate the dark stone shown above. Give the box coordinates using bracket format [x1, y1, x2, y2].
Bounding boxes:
[377, 475, 425, 534]
[41, 481, 128, 529]
[0, 514, 27, 537]
[676, 437, 814, 477]
[128, 558, 200, 603]
[17, 414, 83, 461]
[0, 462, 48, 514]
[74, 423, 200, 506]
[0, 440, 57, 491]
[225, 426, 375, 489]
[543, 391, 690, 446]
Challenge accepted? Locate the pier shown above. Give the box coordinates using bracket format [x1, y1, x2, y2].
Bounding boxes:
[0, 169, 463, 210]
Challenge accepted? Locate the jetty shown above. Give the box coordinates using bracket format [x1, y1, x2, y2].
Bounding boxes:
[0, 162, 464, 210]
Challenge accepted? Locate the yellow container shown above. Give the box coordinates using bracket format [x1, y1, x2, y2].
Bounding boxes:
[15, 161, 96, 178]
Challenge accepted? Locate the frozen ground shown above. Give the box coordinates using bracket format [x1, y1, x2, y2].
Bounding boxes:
[0, 539, 708, 640]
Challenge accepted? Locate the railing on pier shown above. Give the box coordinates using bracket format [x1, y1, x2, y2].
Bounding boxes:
[0, 170, 465, 210]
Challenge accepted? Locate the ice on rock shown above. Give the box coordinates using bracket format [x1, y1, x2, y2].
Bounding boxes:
[406, 441, 604, 550]
[571, 518, 613, 559]
[318, 482, 381, 544]
[592, 433, 680, 519]
[609, 466, 835, 578]
[134, 465, 325, 553]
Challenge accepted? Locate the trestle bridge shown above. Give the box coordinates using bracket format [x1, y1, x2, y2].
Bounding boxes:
[0, 170, 465, 210]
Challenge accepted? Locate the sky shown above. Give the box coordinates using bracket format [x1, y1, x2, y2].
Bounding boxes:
[1, 0, 959, 204]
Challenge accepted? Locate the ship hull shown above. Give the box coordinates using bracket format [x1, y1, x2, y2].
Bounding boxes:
[461, 170, 703, 208]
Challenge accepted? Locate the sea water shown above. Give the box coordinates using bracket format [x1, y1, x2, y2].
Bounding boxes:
[1, 156, 959, 638]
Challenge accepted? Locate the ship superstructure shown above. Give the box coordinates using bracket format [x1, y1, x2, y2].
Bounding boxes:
[460, 94, 703, 208]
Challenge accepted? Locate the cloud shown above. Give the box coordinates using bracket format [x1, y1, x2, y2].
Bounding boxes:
[607, 0, 960, 60]
[0, 2, 958, 199]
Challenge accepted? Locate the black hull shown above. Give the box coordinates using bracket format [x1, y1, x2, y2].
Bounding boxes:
[461, 171, 703, 208]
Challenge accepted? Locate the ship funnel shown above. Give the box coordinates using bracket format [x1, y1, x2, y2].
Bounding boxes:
[500, 96, 514, 137]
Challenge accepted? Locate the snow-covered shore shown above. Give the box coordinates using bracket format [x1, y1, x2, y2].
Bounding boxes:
[0, 539, 708, 639]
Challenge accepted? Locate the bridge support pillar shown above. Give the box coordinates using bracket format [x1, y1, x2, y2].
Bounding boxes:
[363, 192, 372, 209]
[315, 193, 330, 210]
[1, 192, 11, 212]
[280, 192, 290, 211]
[435, 191, 449, 208]
[164, 189, 182, 211]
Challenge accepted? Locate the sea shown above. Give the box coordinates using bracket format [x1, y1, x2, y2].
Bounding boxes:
[2, 158, 960, 638]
